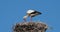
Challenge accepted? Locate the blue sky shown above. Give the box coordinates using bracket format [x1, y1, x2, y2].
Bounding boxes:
[0, 0, 60, 32]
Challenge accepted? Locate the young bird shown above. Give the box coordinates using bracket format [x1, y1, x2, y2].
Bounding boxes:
[23, 15, 28, 22]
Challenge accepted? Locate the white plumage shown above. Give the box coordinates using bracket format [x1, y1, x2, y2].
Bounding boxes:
[27, 10, 35, 13]
[23, 15, 28, 19]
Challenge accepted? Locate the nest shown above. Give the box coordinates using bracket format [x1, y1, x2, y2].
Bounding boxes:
[13, 22, 48, 32]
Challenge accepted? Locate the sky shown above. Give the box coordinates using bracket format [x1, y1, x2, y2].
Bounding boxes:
[0, 0, 60, 32]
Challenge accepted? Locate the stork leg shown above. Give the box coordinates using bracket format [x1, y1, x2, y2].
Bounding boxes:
[30, 16, 32, 22]
[23, 18, 26, 22]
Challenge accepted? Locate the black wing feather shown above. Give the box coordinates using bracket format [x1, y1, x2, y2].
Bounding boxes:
[31, 11, 42, 15]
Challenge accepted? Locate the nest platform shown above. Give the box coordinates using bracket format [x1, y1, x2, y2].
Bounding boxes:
[13, 22, 48, 32]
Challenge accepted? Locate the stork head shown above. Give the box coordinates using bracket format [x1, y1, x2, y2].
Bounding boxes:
[23, 15, 28, 19]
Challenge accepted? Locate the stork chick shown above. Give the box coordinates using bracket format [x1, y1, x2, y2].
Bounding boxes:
[23, 15, 28, 22]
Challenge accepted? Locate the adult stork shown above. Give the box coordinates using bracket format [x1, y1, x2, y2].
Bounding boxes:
[23, 9, 42, 22]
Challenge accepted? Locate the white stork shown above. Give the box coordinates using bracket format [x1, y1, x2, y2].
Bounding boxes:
[23, 9, 42, 22]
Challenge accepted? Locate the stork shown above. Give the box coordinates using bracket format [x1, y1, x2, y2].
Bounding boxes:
[23, 9, 42, 22]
